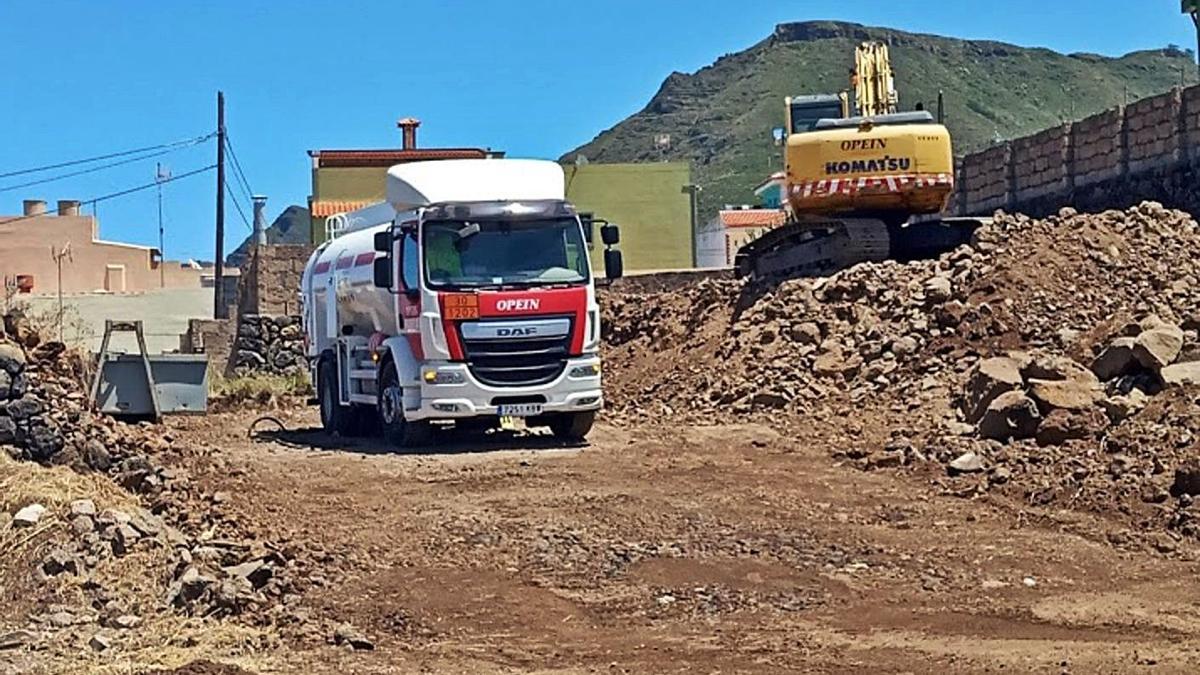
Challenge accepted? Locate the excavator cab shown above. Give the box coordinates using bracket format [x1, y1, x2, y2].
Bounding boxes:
[785, 94, 849, 134]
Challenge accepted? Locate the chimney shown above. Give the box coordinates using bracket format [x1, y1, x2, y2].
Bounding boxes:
[22, 199, 47, 216]
[397, 117, 421, 150]
[57, 200, 81, 216]
[252, 195, 268, 246]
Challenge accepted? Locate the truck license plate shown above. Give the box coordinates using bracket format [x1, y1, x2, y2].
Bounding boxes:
[498, 404, 543, 417]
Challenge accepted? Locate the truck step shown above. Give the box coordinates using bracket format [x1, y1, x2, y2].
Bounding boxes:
[348, 369, 377, 380]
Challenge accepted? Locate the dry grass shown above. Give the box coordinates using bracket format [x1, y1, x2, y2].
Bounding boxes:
[0, 452, 136, 517]
[210, 372, 312, 409]
[0, 456, 285, 675]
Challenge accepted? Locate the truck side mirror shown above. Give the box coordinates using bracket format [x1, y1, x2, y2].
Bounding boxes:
[604, 249, 623, 281]
[373, 256, 392, 289]
[600, 223, 620, 246]
[373, 231, 391, 252]
[772, 127, 786, 146]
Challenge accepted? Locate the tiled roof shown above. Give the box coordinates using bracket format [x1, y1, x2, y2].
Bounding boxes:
[719, 209, 787, 229]
[308, 148, 489, 168]
[310, 200, 374, 217]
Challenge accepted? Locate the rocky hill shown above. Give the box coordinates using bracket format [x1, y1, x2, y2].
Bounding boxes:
[226, 205, 310, 268]
[564, 21, 1196, 218]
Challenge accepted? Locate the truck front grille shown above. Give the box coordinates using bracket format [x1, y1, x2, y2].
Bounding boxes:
[459, 324, 571, 387]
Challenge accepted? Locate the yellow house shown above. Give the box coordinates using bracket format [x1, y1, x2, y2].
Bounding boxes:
[307, 119, 694, 272]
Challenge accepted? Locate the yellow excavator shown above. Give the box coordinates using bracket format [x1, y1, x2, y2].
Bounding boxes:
[735, 41, 980, 281]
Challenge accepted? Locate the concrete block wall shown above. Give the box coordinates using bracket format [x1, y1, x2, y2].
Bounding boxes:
[955, 85, 1200, 217]
[1011, 123, 1071, 202]
[1125, 88, 1182, 172]
[1071, 107, 1125, 187]
[960, 143, 1011, 214]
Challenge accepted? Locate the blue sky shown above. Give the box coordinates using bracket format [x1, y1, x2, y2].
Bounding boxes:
[1, 1, 1196, 261]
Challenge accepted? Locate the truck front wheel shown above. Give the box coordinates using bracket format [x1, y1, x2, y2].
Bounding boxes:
[378, 363, 432, 448]
[548, 410, 596, 441]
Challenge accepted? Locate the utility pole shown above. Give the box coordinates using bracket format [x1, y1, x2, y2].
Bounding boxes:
[156, 162, 171, 289]
[680, 184, 702, 268]
[1186, 2, 1200, 77]
[214, 91, 227, 319]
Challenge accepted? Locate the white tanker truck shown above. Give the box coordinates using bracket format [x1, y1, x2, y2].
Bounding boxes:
[300, 158, 623, 447]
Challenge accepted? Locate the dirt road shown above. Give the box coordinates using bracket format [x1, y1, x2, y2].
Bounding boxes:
[160, 408, 1200, 673]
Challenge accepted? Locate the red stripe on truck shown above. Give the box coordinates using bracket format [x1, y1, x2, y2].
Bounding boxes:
[438, 287, 588, 358]
[354, 252, 376, 267]
[313, 261, 331, 274]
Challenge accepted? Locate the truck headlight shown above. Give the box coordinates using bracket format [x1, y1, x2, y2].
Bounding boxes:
[569, 364, 601, 378]
[422, 368, 465, 384]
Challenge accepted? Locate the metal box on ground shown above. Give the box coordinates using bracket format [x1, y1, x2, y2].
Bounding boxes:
[93, 353, 209, 417]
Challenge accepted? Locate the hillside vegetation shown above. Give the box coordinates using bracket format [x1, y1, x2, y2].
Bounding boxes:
[563, 21, 1196, 218]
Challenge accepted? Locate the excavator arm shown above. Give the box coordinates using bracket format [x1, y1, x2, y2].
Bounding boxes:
[853, 41, 898, 117]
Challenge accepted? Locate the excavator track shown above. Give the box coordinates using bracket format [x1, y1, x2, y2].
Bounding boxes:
[734, 216, 983, 284]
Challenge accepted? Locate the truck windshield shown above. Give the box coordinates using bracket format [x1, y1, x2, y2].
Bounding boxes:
[423, 218, 590, 289]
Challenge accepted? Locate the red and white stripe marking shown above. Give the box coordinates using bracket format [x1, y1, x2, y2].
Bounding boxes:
[792, 173, 954, 199]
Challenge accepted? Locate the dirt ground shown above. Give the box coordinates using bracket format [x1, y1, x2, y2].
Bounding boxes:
[141, 406, 1200, 674]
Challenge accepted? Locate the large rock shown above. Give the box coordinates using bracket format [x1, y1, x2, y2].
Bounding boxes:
[1172, 461, 1200, 497]
[1035, 408, 1109, 446]
[978, 391, 1041, 441]
[1134, 326, 1184, 370]
[1091, 337, 1138, 381]
[1100, 390, 1148, 423]
[1161, 362, 1200, 388]
[813, 349, 861, 380]
[948, 451, 984, 474]
[924, 275, 953, 303]
[12, 503, 46, 527]
[1022, 352, 1098, 384]
[964, 357, 1024, 423]
[1028, 378, 1104, 412]
[0, 342, 25, 375]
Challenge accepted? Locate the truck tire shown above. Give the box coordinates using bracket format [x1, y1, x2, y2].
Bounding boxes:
[378, 362, 431, 448]
[318, 356, 359, 437]
[548, 410, 596, 441]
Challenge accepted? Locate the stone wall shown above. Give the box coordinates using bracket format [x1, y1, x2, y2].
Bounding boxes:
[179, 318, 236, 375]
[230, 314, 305, 377]
[237, 245, 311, 317]
[178, 244, 313, 378]
[955, 85, 1200, 217]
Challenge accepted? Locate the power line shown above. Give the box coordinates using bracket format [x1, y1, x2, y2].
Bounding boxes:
[0, 164, 216, 225]
[223, 133, 254, 203]
[223, 178, 253, 231]
[0, 132, 216, 179]
[0, 147, 179, 194]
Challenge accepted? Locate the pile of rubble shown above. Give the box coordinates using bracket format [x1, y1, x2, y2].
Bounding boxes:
[230, 314, 306, 377]
[601, 202, 1200, 545]
[0, 312, 319, 654]
[602, 202, 1200, 422]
